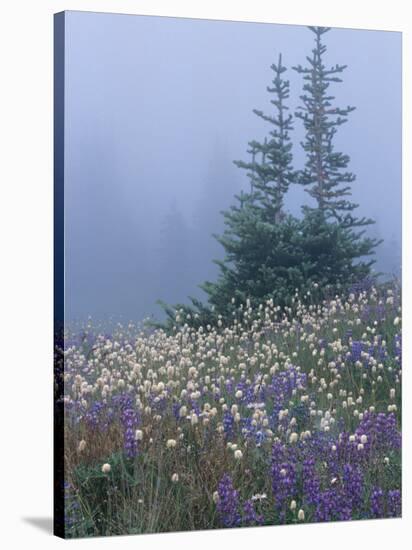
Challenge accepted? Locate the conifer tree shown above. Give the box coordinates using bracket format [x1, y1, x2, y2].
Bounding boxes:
[294, 26, 380, 276]
[235, 54, 295, 223]
[293, 26, 373, 229]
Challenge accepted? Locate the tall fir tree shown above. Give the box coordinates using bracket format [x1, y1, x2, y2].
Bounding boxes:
[234, 54, 295, 223]
[293, 26, 374, 228]
[294, 26, 381, 276]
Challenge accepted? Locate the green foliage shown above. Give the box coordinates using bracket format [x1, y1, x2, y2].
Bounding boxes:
[199, 209, 378, 320]
[203, 208, 308, 314]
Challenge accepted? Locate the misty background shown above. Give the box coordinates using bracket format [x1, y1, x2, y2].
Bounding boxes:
[63, 11, 402, 325]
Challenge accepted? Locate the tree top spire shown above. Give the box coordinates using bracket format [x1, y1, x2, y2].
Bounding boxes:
[308, 26, 331, 36]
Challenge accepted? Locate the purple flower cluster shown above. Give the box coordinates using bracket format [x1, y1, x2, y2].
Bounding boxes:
[370, 487, 385, 518]
[115, 393, 140, 458]
[350, 340, 365, 362]
[371, 487, 401, 518]
[266, 416, 400, 524]
[268, 366, 307, 426]
[302, 458, 320, 506]
[387, 489, 401, 517]
[349, 277, 376, 296]
[271, 442, 296, 516]
[349, 338, 388, 365]
[342, 463, 364, 509]
[242, 499, 264, 526]
[223, 410, 235, 438]
[216, 475, 263, 528]
[216, 474, 241, 527]
[315, 488, 352, 522]
[360, 304, 386, 324]
[84, 401, 108, 430]
[355, 412, 401, 453]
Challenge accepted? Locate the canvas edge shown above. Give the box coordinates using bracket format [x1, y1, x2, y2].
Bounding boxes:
[53, 10, 66, 540]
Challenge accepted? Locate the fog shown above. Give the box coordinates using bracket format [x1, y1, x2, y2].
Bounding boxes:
[63, 11, 401, 325]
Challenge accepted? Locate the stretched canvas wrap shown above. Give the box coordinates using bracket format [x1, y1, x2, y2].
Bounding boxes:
[54, 10, 402, 538]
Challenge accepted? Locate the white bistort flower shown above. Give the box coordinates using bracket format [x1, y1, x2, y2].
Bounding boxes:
[289, 432, 298, 444]
[101, 463, 111, 474]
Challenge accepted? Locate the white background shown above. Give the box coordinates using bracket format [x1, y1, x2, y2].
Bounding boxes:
[0, 1, 410, 548]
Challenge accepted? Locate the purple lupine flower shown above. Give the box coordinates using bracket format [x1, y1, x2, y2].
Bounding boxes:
[302, 458, 320, 506]
[189, 398, 201, 416]
[149, 393, 169, 414]
[315, 490, 337, 522]
[114, 392, 140, 458]
[315, 489, 352, 522]
[172, 402, 181, 421]
[342, 463, 364, 510]
[242, 500, 264, 526]
[217, 474, 241, 528]
[121, 406, 139, 458]
[84, 401, 108, 430]
[356, 412, 401, 453]
[350, 341, 364, 362]
[271, 460, 297, 514]
[223, 410, 235, 438]
[387, 490, 401, 518]
[225, 379, 234, 394]
[268, 366, 307, 417]
[349, 277, 375, 296]
[236, 378, 258, 405]
[370, 487, 385, 518]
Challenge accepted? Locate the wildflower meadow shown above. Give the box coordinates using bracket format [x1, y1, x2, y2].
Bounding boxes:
[58, 281, 401, 537]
